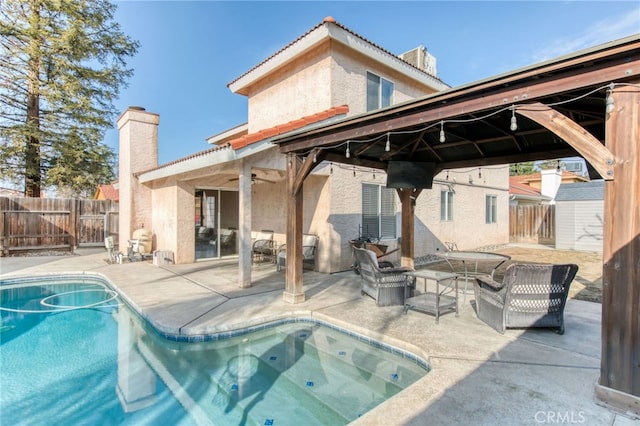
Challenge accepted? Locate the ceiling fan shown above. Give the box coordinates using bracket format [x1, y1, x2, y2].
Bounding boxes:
[227, 173, 275, 185]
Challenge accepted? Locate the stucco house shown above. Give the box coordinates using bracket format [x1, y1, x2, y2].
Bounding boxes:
[117, 17, 510, 286]
[509, 169, 589, 206]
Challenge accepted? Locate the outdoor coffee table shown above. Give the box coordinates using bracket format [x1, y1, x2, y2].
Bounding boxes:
[437, 251, 511, 306]
[403, 270, 459, 323]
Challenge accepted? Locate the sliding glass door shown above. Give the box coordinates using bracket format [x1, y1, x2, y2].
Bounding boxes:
[195, 189, 238, 260]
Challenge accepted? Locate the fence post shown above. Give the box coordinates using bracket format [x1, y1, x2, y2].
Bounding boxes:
[0, 211, 5, 255]
[69, 198, 78, 249]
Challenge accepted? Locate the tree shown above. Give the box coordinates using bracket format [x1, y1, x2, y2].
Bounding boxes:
[0, 0, 138, 197]
[509, 161, 536, 175]
[537, 159, 562, 170]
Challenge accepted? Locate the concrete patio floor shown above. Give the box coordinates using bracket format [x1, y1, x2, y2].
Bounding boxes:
[1, 249, 638, 425]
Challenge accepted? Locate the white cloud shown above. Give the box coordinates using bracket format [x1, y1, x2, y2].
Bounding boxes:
[529, 10, 640, 63]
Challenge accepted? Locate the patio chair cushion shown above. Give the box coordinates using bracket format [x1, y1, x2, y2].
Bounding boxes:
[475, 274, 505, 291]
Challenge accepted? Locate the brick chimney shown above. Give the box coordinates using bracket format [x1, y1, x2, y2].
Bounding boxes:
[117, 107, 159, 250]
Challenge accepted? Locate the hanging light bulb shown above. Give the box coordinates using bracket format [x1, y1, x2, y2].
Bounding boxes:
[313, 150, 317, 163]
[446, 171, 449, 181]
[330, 163, 333, 174]
[439, 121, 446, 143]
[385, 134, 390, 152]
[353, 166, 356, 177]
[478, 168, 482, 179]
[605, 91, 615, 113]
[510, 106, 518, 131]
[345, 142, 350, 158]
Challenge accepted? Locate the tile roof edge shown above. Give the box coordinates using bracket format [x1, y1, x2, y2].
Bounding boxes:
[134, 143, 233, 176]
[228, 105, 350, 150]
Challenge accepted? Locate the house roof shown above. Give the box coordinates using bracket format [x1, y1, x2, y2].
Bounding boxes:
[94, 184, 119, 201]
[514, 170, 589, 185]
[0, 187, 23, 197]
[555, 181, 605, 201]
[227, 16, 449, 95]
[509, 176, 543, 197]
[136, 105, 350, 182]
[274, 34, 640, 180]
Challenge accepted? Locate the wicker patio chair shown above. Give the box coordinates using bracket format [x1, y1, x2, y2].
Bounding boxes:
[276, 234, 318, 272]
[252, 229, 276, 264]
[353, 247, 415, 307]
[473, 263, 578, 334]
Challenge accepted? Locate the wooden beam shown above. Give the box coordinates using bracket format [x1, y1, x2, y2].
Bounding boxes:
[278, 56, 640, 154]
[597, 85, 640, 415]
[515, 103, 615, 179]
[283, 153, 305, 304]
[292, 150, 322, 196]
[434, 147, 577, 174]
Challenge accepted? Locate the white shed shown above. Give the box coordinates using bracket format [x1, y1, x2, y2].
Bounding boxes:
[554, 181, 604, 253]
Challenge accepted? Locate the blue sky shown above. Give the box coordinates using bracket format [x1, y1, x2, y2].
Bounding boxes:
[107, 1, 640, 165]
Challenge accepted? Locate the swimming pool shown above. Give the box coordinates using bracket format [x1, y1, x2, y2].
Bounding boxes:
[0, 275, 429, 425]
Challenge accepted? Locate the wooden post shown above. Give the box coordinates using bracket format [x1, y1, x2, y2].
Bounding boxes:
[283, 153, 305, 304]
[398, 188, 419, 269]
[595, 84, 640, 416]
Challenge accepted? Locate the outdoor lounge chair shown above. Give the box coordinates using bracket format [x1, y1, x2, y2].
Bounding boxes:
[352, 247, 415, 307]
[276, 234, 318, 272]
[252, 230, 276, 264]
[473, 263, 578, 334]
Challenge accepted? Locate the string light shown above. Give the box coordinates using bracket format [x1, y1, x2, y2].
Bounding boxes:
[295, 83, 637, 160]
[478, 168, 482, 179]
[605, 83, 615, 113]
[510, 106, 518, 131]
[313, 150, 317, 163]
[353, 166, 356, 177]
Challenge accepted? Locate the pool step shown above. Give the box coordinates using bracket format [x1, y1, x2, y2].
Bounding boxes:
[239, 325, 421, 420]
[206, 349, 350, 425]
[270, 324, 426, 389]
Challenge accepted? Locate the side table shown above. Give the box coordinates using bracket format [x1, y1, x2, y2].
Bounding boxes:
[403, 270, 459, 323]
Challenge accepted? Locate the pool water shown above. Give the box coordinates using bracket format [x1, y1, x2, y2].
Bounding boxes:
[0, 277, 428, 425]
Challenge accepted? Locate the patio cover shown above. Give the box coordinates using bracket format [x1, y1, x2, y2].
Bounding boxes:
[274, 34, 640, 416]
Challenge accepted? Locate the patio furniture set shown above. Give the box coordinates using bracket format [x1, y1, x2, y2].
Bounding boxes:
[251, 230, 319, 273]
[353, 246, 579, 334]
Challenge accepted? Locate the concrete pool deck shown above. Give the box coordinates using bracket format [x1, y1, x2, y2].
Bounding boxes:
[1, 249, 638, 425]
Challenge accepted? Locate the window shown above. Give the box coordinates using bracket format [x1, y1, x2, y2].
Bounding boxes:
[362, 183, 396, 240]
[440, 190, 453, 221]
[486, 195, 497, 224]
[366, 72, 394, 111]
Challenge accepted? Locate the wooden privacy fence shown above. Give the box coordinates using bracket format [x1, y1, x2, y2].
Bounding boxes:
[0, 197, 118, 253]
[509, 204, 555, 245]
